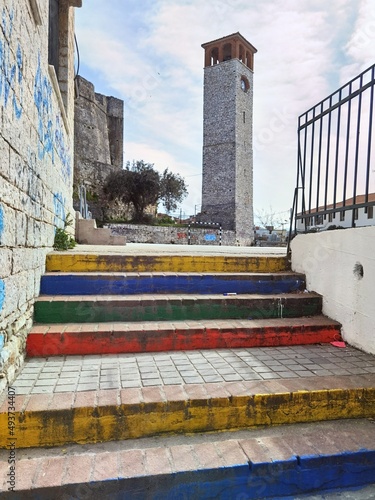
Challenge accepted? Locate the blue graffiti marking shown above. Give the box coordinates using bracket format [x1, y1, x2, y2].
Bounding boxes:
[33, 55, 72, 180]
[34, 55, 54, 162]
[53, 192, 66, 229]
[55, 115, 72, 180]
[0, 280, 5, 312]
[0, 7, 23, 119]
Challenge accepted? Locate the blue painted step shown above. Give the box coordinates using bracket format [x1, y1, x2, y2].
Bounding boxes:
[40, 272, 305, 296]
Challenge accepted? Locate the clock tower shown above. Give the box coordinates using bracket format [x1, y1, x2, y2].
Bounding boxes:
[201, 33, 257, 245]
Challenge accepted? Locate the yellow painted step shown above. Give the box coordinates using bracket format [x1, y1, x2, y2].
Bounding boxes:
[1, 376, 374, 449]
[46, 253, 290, 273]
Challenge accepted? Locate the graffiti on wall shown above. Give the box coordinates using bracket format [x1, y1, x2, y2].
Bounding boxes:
[0, 280, 5, 313]
[0, 6, 24, 119]
[34, 54, 54, 162]
[53, 192, 66, 229]
[34, 54, 72, 181]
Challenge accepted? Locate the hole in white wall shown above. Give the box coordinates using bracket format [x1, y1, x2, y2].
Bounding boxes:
[353, 262, 364, 280]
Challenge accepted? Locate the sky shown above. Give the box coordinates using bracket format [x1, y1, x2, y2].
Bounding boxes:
[75, 0, 375, 224]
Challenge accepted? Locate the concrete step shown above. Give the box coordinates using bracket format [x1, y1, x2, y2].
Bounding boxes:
[46, 252, 290, 273]
[27, 316, 342, 356]
[34, 292, 323, 324]
[75, 214, 126, 246]
[1, 420, 375, 499]
[40, 271, 305, 296]
[1, 358, 375, 448]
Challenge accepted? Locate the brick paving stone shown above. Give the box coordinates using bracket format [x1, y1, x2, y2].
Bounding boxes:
[304, 432, 342, 455]
[13, 457, 44, 491]
[311, 369, 334, 376]
[118, 449, 146, 478]
[259, 436, 296, 462]
[141, 386, 165, 403]
[13, 379, 35, 387]
[141, 373, 160, 380]
[259, 372, 281, 380]
[100, 381, 119, 389]
[12, 386, 32, 395]
[239, 438, 272, 464]
[203, 375, 224, 383]
[0, 457, 8, 490]
[169, 444, 199, 472]
[74, 391, 97, 408]
[34, 456, 67, 488]
[64, 454, 95, 485]
[97, 389, 120, 407]
[223, 374, 243, 382]
[31, 386, 55, 394]
[92, 452, 119, 481]
[145, 447, 172, 475]
[49, 392, 75, 410]
[193, 442, 226, 469]
[57, 378, 78, 386]
[183, 376, 204, 384]
[163, 385, 187, 402]
[161, 378, 183, 386]
[26, 394, 54, 412]
[215, 440, 249, 466]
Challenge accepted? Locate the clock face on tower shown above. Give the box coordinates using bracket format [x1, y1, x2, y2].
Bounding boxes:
[240, 77, 249, 92]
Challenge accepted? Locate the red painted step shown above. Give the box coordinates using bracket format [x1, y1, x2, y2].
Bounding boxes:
[27, 316, 342, 356]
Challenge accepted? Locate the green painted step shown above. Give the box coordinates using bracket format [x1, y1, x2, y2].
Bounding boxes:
[34, 292, 322, 323]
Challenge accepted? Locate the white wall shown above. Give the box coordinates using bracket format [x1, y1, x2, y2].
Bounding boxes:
[291, 227, 375, 354]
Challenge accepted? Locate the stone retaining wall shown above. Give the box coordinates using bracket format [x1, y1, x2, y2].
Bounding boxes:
[106, 224, 239, 246]
[0, 0, 80, 390]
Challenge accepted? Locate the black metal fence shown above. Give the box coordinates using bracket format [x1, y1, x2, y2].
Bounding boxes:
[290, 63, 375, 240]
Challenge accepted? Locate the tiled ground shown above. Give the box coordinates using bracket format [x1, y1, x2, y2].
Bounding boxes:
[13, 344, 375, 394]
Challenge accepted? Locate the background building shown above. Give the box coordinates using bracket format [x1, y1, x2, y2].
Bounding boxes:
[200, 33, 257, 246]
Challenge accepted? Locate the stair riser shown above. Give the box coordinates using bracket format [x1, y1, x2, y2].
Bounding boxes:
[46, 254, 290, 273]
[4, 451, 375, 500]
[27, 325, 341, 356]
[40, 275, 305, 296]
[34, 297, 322, 323]
[1, 388, 374, 449]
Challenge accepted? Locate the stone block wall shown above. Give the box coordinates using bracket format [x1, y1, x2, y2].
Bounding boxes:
[0, 0, 79, 390]
[106, 224, 238, 246]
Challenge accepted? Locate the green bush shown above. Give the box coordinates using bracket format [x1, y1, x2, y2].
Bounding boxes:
[53, 214, 76, 251]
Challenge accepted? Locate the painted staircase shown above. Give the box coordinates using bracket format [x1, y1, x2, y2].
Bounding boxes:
[1, 248, 375, 499]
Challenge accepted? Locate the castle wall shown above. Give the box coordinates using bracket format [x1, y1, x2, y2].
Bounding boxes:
[74, 76, 124, 220]
[0, 0, 80, 390]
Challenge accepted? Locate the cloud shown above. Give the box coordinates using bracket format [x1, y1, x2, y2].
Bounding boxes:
[75, 0, 370, 217]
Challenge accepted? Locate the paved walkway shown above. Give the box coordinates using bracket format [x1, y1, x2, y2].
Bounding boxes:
[12, 343, 375, 395]
[63, 243, 288, 256]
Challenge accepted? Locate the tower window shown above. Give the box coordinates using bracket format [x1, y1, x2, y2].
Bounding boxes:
[223, 43, 232, 61]
[48, 0, 60, 77]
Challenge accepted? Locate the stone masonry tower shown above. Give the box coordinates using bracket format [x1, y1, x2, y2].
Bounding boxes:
[201, 33, 257, 245]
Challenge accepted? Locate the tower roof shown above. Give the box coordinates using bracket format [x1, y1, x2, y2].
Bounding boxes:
[201, 32, 257, 54]
[202, 32, 257, 70]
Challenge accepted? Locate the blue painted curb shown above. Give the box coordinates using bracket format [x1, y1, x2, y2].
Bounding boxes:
[6, 449, 375, 499]
[40, 274, 305, 296]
